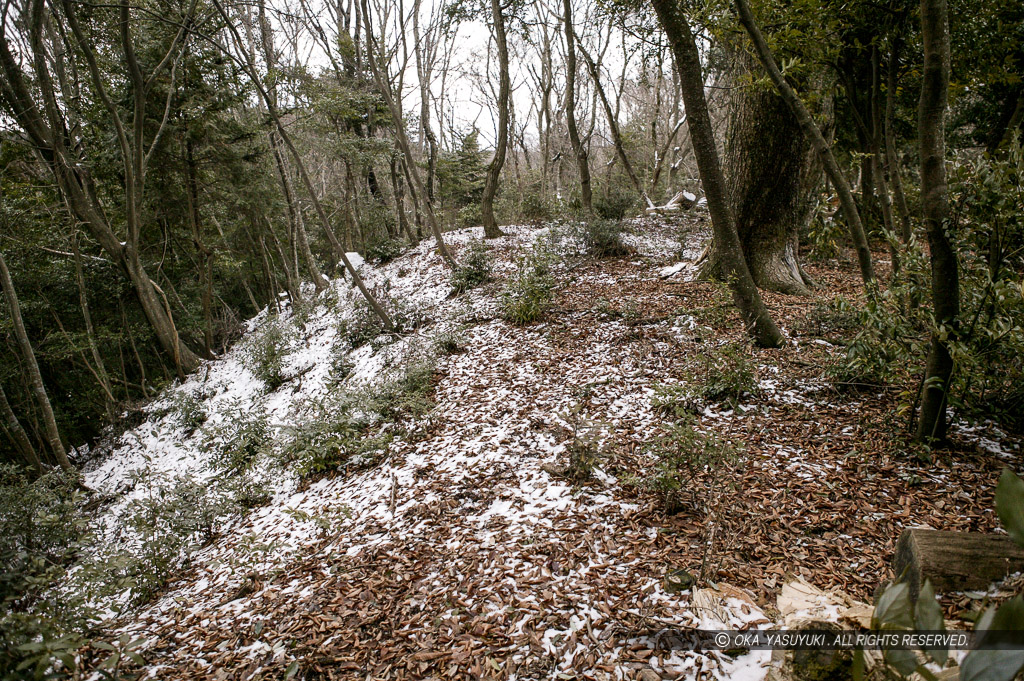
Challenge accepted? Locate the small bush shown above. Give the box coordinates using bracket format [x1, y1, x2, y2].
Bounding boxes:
[451, 239, 493, 293]
[594, 181, 639, 220]
[578, 219, 630, 258]
[433, 327, 465, 355]
[368, 357, 437, 420]
[365, 237, 404, 265]
[500, 247, 556, 326]
[642, 416, 740, 514]
[240, 314, 293, 391]
[202, 402, 271, 474]
[791, 297, 860, 338]
[653, 342, 759, 413]
[338, 291, 429, 349]
[826, 291, 923, 390]
[170, 389, 207, 435]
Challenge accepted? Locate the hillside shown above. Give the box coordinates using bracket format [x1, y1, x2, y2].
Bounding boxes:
[67, 219, 1019, 680]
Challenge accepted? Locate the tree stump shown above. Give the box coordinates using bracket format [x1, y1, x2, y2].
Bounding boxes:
[893, 529, 1024, 598]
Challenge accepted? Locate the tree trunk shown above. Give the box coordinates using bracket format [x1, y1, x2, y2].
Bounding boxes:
[0, 253, 71, 470]
[72, 234, 116, 420]
[733, 0, 875, 288]
[0, 384, 42, 474]
[562, 0, 593, 215]
[915, 0, 958, 445]
[651, 0, 784, 348]
[480, 0, 510, 238]
[707, 50, 820, 296]
[185, 137, 216, 357]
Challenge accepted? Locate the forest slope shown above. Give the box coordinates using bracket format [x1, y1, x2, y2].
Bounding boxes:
[75, 219, 1019, 680]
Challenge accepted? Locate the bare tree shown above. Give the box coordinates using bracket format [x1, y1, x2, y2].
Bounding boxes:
[480, 0, 510, 238]
[0, 0, 203, 373]
[0, 252, 71, 470]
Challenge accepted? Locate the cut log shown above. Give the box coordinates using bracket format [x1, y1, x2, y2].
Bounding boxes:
[645, 190, 697, 214]
[893, 529, 1024, 599]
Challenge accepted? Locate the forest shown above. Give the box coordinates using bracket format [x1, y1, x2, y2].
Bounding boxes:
[1, 0, 1023, 677]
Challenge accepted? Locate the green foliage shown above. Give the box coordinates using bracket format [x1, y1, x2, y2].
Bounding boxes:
[593, 179, 639, 220]
[170, 389, 207, 435]
[366, 357, 437, 421]
[437, 129, 487, 226]
[201, 401, 271, 474]
[791, 297, 861, 338]
[640, 416, 740, 514]
[279, 395, 376, 480]
[337, 291, 428, 349]
[451, 240, 493, 293]
[365, 237, 404, 265]
[0, 466, 91, 677]
[653, 342, 759, 414]
[500, 245, 556, 326]
[432, 327, 466, 355]
[576, 219, 630, 258]
[239, 314, 293, 391]
[826, 289, 925, 389]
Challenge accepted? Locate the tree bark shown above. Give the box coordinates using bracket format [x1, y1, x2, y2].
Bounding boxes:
[0, 384, 42, 474]
[915, 0, 958, 444]
[0, 253, 71, 470]
[480, 0, 510, 238]
[708, 50, 820, 296]
[733, 0, 875, 288]
[562, 0, 593, 215]
[651, 0, 784, 348]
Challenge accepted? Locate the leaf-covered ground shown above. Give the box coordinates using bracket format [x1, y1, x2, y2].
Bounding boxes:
[79, 218, 1020, 680]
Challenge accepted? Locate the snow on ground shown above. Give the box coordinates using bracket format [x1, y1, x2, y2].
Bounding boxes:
[79, 222, 771, 680]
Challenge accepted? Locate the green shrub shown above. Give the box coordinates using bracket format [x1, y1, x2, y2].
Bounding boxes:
[642, 417, 740, 514]
[239, 314, 292, 391]
[653, 342, 759, 414]
[594, 180, 639, 220]
[500, 247, 556, 325]
[338, 291, 429, 349]
[432, 327, 465, 355]
[202, 401, 271, 474]
[170, 389, 207, 435]
[367, 357, 437, 420]
[365, 237, 404, 265]
[826, 290, 924, 390]
[451, 239, 493, 293]
[578, 219, 630, 258]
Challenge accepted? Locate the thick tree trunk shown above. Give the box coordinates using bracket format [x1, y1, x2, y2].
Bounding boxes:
[480, 0, 510, 238]
[0, 253, 71, 470]
[916, 0, 958, 444]
[562, 0, 593, 215]
[707, 50, 820, 295]
[651, 0, 784, 348]
[0, 384, 42, 474]
[733, 0, 875, 288]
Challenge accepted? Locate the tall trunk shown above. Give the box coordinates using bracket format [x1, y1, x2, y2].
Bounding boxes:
[480, 0, 510, 238]
[733, 0, 875, 288]
[356, 0, 453, 264]
[916, 0, 958, 444]
[651, 0, 784, 348]
[185, 138, 216, 357]
[576, 35, 645, 198]
[72, 234, 115, 420]
[884, 34, 912, 242]
[870, 45, 899, 274]
[0, 253, 71, 470]
[562, 0, 593, 215]
[0, 384, 42, 474]
[709, 49, 820, 295]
